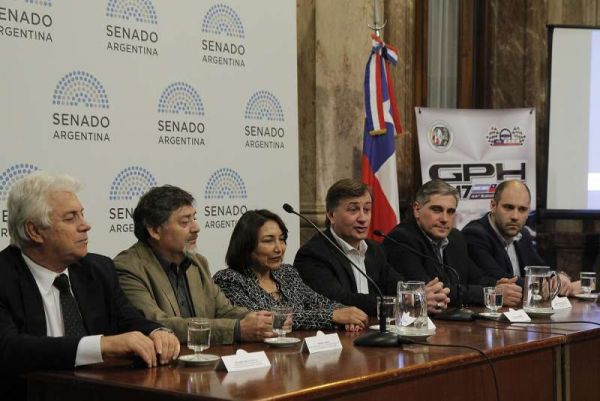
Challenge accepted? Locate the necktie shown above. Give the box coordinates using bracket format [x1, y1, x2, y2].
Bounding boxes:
[53, 274, 87, 337]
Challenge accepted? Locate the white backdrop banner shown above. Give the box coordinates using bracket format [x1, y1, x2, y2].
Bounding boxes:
[415, 108, 536, 228]
[0, 0, 299, 273]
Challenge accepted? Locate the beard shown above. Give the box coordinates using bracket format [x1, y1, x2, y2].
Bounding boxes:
[183, 241, 198, 258]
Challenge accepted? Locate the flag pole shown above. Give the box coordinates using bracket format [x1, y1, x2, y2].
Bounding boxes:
[362, 0, 401, 242]
[368, 0, 386, 38]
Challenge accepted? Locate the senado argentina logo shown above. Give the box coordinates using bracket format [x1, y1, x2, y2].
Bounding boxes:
[0, 0, 53, 43]
[244, 91, 284, 122]
[158, 82, 204, 116]
[157, 82, 206, 146]
[201, 4, 244, 38]
[108, 166, 157, 234]
[109, 166, 157, 201]
[0, 163, 39, 237]
[51, 70, 111, 143]
[105, 0, 159, 57]
[203, 167, 248, 230]
[25, 0, 52, 6]
[244, 91, 286, 150]
[106, 0, 157, 24]
[52, 71, 109, 109]
[201, 3, 246, 68]
[204, 168, 247, 199]
[0, 163, 39, 202]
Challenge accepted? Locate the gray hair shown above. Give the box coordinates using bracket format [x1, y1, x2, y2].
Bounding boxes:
[415, 179, 459, 206]
[8, 171, 81, 248]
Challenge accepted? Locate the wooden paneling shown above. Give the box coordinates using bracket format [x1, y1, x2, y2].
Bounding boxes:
[457, 0, 475, 108]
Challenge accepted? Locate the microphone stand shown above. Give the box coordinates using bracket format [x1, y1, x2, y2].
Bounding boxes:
[373, 230, 474, 321]
[283, 204, 409, 347]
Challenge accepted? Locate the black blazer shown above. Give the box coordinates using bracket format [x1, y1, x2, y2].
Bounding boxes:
[0, 246, 161, 401]
[293, 228, 403, 316]
[462, 214, 546, 287]
[383, 219, 495, 306]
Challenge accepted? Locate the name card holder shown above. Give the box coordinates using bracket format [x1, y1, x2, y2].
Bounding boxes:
[552, 296, 572, 310]
[303, 331, 342, 354]
[219, 349, 271, 372]
[504, 308, 532, 322]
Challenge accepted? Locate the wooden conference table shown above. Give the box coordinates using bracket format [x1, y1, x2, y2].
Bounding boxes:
[27, 299, 600, 401]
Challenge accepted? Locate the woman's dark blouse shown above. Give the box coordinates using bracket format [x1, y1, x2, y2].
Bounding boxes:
[213, 264, 343, 330]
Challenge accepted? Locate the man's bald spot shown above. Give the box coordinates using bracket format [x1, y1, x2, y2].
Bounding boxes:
[493, 180, 531, 204]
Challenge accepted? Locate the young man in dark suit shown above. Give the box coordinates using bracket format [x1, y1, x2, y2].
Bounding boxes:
[294, 178, 449, 316]
[0, 172, 180, 401]
[462, 180, 579, 295]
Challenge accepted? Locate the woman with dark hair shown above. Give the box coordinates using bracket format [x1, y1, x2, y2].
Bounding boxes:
[213, 210, 368, 331]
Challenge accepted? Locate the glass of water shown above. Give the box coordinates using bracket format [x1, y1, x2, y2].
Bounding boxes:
[377, 296, 397, 330]
[580, 272, 597, 295]
[397, 281, 427, 335]
[272, 305, 293, 339]
[188, 318, 211, 358]
[484, 287, 503, 316]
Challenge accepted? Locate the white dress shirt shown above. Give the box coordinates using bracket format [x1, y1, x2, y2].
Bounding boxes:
[330, 229, 370, 294]
[22, 253, 103, 367]
[488, 214, 523, 277]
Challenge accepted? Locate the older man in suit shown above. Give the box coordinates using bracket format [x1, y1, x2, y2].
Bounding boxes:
[114, 185, 274, 344]
[0, 172, 179, 401]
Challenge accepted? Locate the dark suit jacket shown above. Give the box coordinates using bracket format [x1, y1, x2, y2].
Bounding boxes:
[293, 228, 404, 316]
[0, 246, 161, 401]
[462, 214, 546, 287]
[383, 219, 495, 306]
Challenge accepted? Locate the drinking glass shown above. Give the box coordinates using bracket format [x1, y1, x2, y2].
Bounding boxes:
[272, 305, 293, 338]
[483, 287, 503, 316]
[396, 281, 428, 335]
[580, 272, 597, 295]
[377, 296, 397, 329]
[523, 266, 561, 313]
[187, 318, 211, 358]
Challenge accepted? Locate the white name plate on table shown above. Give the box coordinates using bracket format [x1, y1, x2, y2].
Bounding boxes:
[552, 296, 572, 310]
[220, 349, 271, 372]
[504, 309, 531, 322]
[303, 331, 342, 354]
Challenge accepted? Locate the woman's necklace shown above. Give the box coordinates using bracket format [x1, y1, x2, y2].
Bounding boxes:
[259, 277, 281, 301]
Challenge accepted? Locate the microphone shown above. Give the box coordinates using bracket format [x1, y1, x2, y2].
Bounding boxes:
[373, 230, 474, 321]
[283, 203, 409, 346]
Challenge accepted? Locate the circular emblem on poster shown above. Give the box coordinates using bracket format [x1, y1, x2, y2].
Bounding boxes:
[427, 122, 453, 153]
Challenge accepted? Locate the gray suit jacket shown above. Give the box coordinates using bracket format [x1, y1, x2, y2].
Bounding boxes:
[114, 241, 248, 344]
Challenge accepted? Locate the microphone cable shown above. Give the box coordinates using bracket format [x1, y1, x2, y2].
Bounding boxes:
[405, 339, 501, 401]
[509, 320, 600, 326]
[472, 313, 600, 327]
